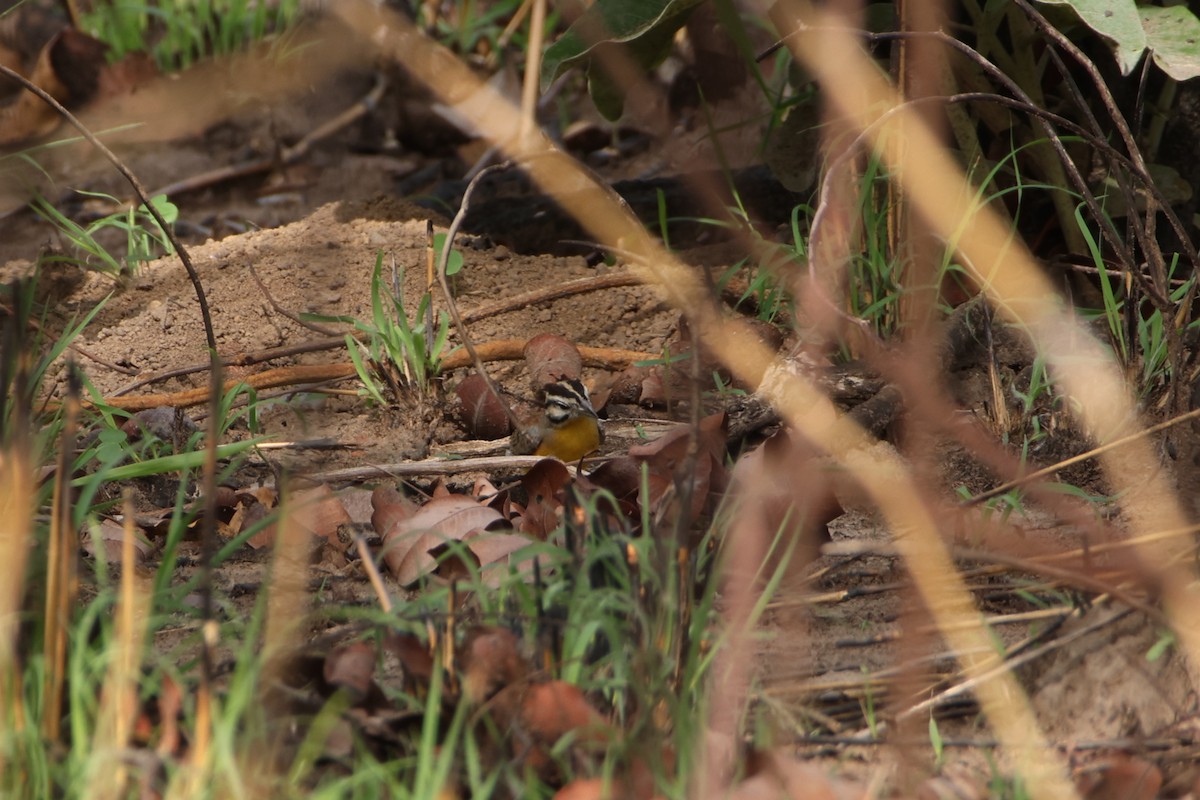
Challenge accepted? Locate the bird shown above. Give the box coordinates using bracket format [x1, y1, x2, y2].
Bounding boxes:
[512, 378, 604, 462]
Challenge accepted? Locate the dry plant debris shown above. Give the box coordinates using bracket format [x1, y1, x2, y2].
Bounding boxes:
[7, 0, 1200, 797]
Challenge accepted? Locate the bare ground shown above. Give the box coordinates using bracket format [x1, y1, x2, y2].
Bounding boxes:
[4, 37, 1199, 799]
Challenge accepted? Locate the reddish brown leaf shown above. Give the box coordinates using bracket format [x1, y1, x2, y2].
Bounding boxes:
[379, 494, 504, 585]
[521, 680, 608, 744]
[82, 517, 152, 564]
[455, 373, 513, 440]
[425, 539, 481, 583]
[0, 29, 112, 146]
[552, 779, 614, 800]
[605, 364, 653, 406]
[525, 333, 584, 391]
[293, 484, 352, 544]
[583, 457, 642, 513]
[518, 680, 611, 777]
[324, 641, 377, 706]
[1077, 755, 1162, 800]
[386, 531, 442, 586]
[464, 529, 536, 585]
[519, 458, 571, 538]
[727, 428, 842, 574]
[383, 632, 434, 688]
[629, 413, 728, 525]
[460, 626, 527, 705]
[371, 485, 417, 538]
[471, 476, 501, 500]
[155, 673, 184, 757]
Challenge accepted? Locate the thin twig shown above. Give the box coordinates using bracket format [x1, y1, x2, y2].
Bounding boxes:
[68, 343, 139, 375]
[73, 340, 655, 412]
[305, 454, 575, 484]
[108, 273, 645, 396]
[962, 405, 1200, 506]
[434, 161, 526, 431]
[147, 73, 389, 201]
[461, 272, 643, 323]
[0, 64, 219, 353]
[249, 264, 343, 336]
[894, 607, 1133, 725]
[355, 534, 394, 613]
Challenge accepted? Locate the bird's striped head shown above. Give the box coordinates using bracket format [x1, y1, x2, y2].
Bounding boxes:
[542, 378, 598, 426]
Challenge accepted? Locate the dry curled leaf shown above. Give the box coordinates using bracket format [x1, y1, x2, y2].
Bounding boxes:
[726, 428, 842, 574]
[460, 626, 527, 706]
[515, 680, 611, 779]
[525, 333, 584, 391]
[378, 494, 504, 585]
[324, 641, 378, 706]
[1076, 755, 1162, 800]
[517, 457, 571, 538]
[294, 484, 353, 544]
[455, 373, 512, 440]
[82, 517, 152, 564]
[383, 632, 435, 690]
[464, 529, 537, 586]
[582, 456, 643, 519]
[629, 413, 728, 526]
[0, 29, 110, 145]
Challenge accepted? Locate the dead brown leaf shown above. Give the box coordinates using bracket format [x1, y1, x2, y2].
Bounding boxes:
[525, 333, 584, 391]
[383, 632, 435, 691]
[324, 641, 378, 706]
[455, 373, 512, 440]
[460, 626, 527, 706]
[378, 494, 503, 585]
[518, 458, 571, 538]
[513, 679, 612, 781]
[726, 428, 842, 573]
[82, 517, 153, 564]
[293, 484, 352, 544]
[629, 413, 728, 526]
[1077, 755, 1162, 800]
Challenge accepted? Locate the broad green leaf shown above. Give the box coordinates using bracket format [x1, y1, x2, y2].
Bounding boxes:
[1038, 0, 1145, 74]
[1140, 5, 1200, 81]
[433, 232, 464, 276]
[145, 194, 179, 224]
[542, 0, 704, 119]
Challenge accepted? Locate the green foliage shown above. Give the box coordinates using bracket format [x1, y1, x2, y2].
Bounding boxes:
[31, 192, 177, 275]
[929, 714, 944, 767]
[1146, 628, 1175, 662]
[542, 0, 705, 119]
[846, 155, 903, 340]
[306, 252, 451, 402]
[1074, 207, 1191, 398]
[422, 0, 548, 58]
[82, 0, 302, 69]
[1043, 0, 1200, 80]
[432, 232, 464, 277]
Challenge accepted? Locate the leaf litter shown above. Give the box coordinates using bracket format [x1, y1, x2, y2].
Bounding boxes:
[3, 5, 1196, 796]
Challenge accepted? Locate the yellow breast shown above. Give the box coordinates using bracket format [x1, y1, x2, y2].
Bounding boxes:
[534, 414, 602, 462]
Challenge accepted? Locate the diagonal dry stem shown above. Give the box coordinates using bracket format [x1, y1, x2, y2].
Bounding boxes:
[329, 2, 1200, 795]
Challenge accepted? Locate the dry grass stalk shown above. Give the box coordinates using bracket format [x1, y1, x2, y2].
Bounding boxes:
[88, 493, 152, 800]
